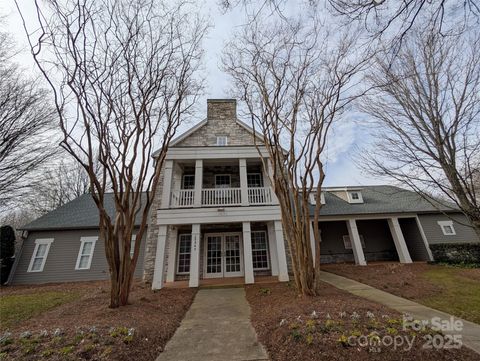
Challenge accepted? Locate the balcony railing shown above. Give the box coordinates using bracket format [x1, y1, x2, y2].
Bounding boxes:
[202, 188, 242, 206]
[248, 187, 273, 205]
[170, 186, 274, 208]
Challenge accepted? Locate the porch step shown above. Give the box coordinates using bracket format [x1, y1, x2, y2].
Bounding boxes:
[199, 283, 244, 290]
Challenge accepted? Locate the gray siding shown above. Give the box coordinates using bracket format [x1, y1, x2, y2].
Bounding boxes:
[418, 213, 480, 245]
[12, 228, 146, 285]
[398, 218, 430, 261]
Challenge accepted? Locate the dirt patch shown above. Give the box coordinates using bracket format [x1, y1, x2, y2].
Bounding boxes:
[246, 282, 478, 361]
[0, 280, 196, 360]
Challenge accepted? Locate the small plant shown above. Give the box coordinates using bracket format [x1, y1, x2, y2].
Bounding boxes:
[109, 326, 129, 338]
[305, 333, 314, 345]
[305, 319, 316, 331]
[123, 335, 134, 344]
[258, 287, 271, 295]
[59, 345, 75, 355]
[291, 329, 302, 342]
[337, 334, 349, 347]
[41, 349, 54, 357]
[350, 330, 362, 337]
[288, 322, 300, 330]
[386, 327, 398, 335]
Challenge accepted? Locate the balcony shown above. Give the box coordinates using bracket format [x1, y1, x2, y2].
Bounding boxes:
[170, 187, 274, 208]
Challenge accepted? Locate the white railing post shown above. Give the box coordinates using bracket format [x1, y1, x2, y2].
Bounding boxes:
[239, 158, 248, 206]
[194, 160, 203, 207]
[160, 160, 174, 208]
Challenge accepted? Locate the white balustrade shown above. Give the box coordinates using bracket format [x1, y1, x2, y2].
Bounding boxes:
[170, 187, 273, 207]
[247, 187, 273, 205]
[202, 188, 242, 206]
[170, 189, 195, 207]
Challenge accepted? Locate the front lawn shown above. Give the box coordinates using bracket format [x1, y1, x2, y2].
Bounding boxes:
[0, 281, 196, 360]
[246, 282, 478, 361]
[323, 263, 480, 324]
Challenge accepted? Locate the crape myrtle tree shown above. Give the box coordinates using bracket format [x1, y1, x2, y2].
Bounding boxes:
[359, 25, 480, 239]
[223, 18, 369, 295]
[16, 0, 207, 307]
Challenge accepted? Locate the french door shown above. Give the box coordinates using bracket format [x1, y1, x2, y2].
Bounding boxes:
[204, 233, 243, 278]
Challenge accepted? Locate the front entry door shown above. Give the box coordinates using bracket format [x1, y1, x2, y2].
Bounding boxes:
[205, 233, 243, 278]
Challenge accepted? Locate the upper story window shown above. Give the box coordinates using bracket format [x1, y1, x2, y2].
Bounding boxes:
[216, 136, 228, 146]
[309, 192, 326, 205]
[247, 173, 263, 187]
[438, 220, 456, 236]
[182, 174, 195, 189]
[347, 191, 363, 204]
[75, 236, 97, 270]
[28, 238, 54, 272]
[215, 174, 231, 188]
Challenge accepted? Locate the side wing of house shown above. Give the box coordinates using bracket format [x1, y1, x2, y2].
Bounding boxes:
[418, 213, 480, 244]
[11, 228, 146, 285]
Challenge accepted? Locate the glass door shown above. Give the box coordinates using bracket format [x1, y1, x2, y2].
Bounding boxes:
[204, 233, 243, 278]
[205, 235, 223, 278]
[224, 234, 243, 277]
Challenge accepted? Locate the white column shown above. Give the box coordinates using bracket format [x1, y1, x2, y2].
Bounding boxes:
[239, 158, 249, 206]
[346, 219, 367, 266]
[243, 222, 255, 284]
[388, 217, 413, 263]
[160, 160, 174, 208]
[267, 159, 279, 204]
[194, 160, 203, 207]
[165, 227, 178, 282]
[274, 220, 289, 281]
[267, 222, 279, 276]
[152, 225, 168, 290]
[415, 216, 434, 261]
[189, 224, 201, 287]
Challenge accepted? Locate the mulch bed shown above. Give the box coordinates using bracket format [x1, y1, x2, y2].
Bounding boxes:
[246, 282, 478, 361]
[0, 280, 196, 360]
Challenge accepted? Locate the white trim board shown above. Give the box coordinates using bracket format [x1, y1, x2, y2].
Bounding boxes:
[75, 236, 98, 270]
[27, 238, 54, 273]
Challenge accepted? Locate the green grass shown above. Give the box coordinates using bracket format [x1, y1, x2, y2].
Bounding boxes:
[420, 267, 480, 324]
[0, 291, 79, 330]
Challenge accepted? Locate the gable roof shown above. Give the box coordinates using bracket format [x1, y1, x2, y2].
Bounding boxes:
[309, 185, 458, 217]
[21, 193, 147, 231]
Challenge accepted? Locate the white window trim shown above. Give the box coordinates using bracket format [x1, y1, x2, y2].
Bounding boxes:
[182, 174, 195, 190]
[309, 192, 326, 205]
[27, 238, 54, 273]
[75, 236, 98, 270]
[437, 220, 456, 236]
[247, 173, 263, 187]
[251, 230, 270, 271]
[343, 235, 366, 249]
[215, 174, 231, 188]
[130, 235, 136, 258]
[216, 136, 228, 146]
[347, 191, 363, 204]
[176, 233, 191, 275]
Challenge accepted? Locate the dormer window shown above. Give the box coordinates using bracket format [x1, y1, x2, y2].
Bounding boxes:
[347, 191, 363, 204]
[309, 192, 326, 205]
[216, 136, 228, 146]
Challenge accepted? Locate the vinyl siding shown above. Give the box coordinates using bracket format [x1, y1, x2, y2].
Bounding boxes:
[418, 213, 480, 245]
[12, 228, 146, 285]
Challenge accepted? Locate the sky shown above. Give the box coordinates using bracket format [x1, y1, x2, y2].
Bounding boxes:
[1, 0, 385, 187]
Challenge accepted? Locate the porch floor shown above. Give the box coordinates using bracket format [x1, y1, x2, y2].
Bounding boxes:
[163, 276, 279, 289]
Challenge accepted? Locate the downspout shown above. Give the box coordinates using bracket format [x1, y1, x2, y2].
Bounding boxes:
[5, 230, 28, 285]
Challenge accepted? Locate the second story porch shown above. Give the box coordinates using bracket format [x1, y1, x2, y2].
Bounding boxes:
[161, 158, 277, 209]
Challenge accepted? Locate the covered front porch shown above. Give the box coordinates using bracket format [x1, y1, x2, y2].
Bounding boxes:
[152, 221, 290, 289]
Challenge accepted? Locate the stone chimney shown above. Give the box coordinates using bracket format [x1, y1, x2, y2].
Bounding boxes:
[207, 99, 237, 120]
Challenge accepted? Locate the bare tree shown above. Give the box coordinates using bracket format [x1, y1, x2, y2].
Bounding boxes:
[359, 26, 480, 238]
[328, 0, 480, 44]
[0, 28, 57, 209]
[223, 18, 368, 295]
[16, 0, 207, 307]
[23, 157, 98, 215]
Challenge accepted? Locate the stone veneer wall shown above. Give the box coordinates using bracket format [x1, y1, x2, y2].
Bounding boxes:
[142, 99, 264, 283]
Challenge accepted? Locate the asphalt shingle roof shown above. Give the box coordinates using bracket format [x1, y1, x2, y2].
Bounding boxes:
[22, 193, 147, 231]
[311, 185, 456, 216]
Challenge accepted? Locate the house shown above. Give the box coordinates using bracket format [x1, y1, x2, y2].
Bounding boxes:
[8, 99, 480, 286]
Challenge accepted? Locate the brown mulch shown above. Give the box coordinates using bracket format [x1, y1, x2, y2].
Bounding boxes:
[0, 280, 196, 361]
[246, 282, 478, 361]
[323, 262, 442, 300]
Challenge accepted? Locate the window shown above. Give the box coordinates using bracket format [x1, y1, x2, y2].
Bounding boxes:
[342, 235, 366, 249]
[215, 174, 231, 188]
[216, 136, 228, 146]
[182, 175, 195, 189]
[75, 237, 97, 270]
[251, 231, 269, 270]
[177, 234, 191, 274]
[28, 239, 54, 272]
[347, 191, 363, 203]
[438, 221, 456, 236]
[247, 173, 263, 187]
[309, 192, 326, 205]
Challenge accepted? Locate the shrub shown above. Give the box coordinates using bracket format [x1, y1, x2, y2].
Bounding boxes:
[430, 243, 480, 265]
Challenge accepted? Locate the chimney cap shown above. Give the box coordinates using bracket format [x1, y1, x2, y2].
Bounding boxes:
[207, 98, 236, 103]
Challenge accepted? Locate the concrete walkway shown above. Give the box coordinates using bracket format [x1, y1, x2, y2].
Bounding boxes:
[156, 288, 269, 361]
[320, 271, 480, 355]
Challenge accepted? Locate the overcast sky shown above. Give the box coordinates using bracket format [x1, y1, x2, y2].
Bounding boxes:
[1, 0, 384, 187]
